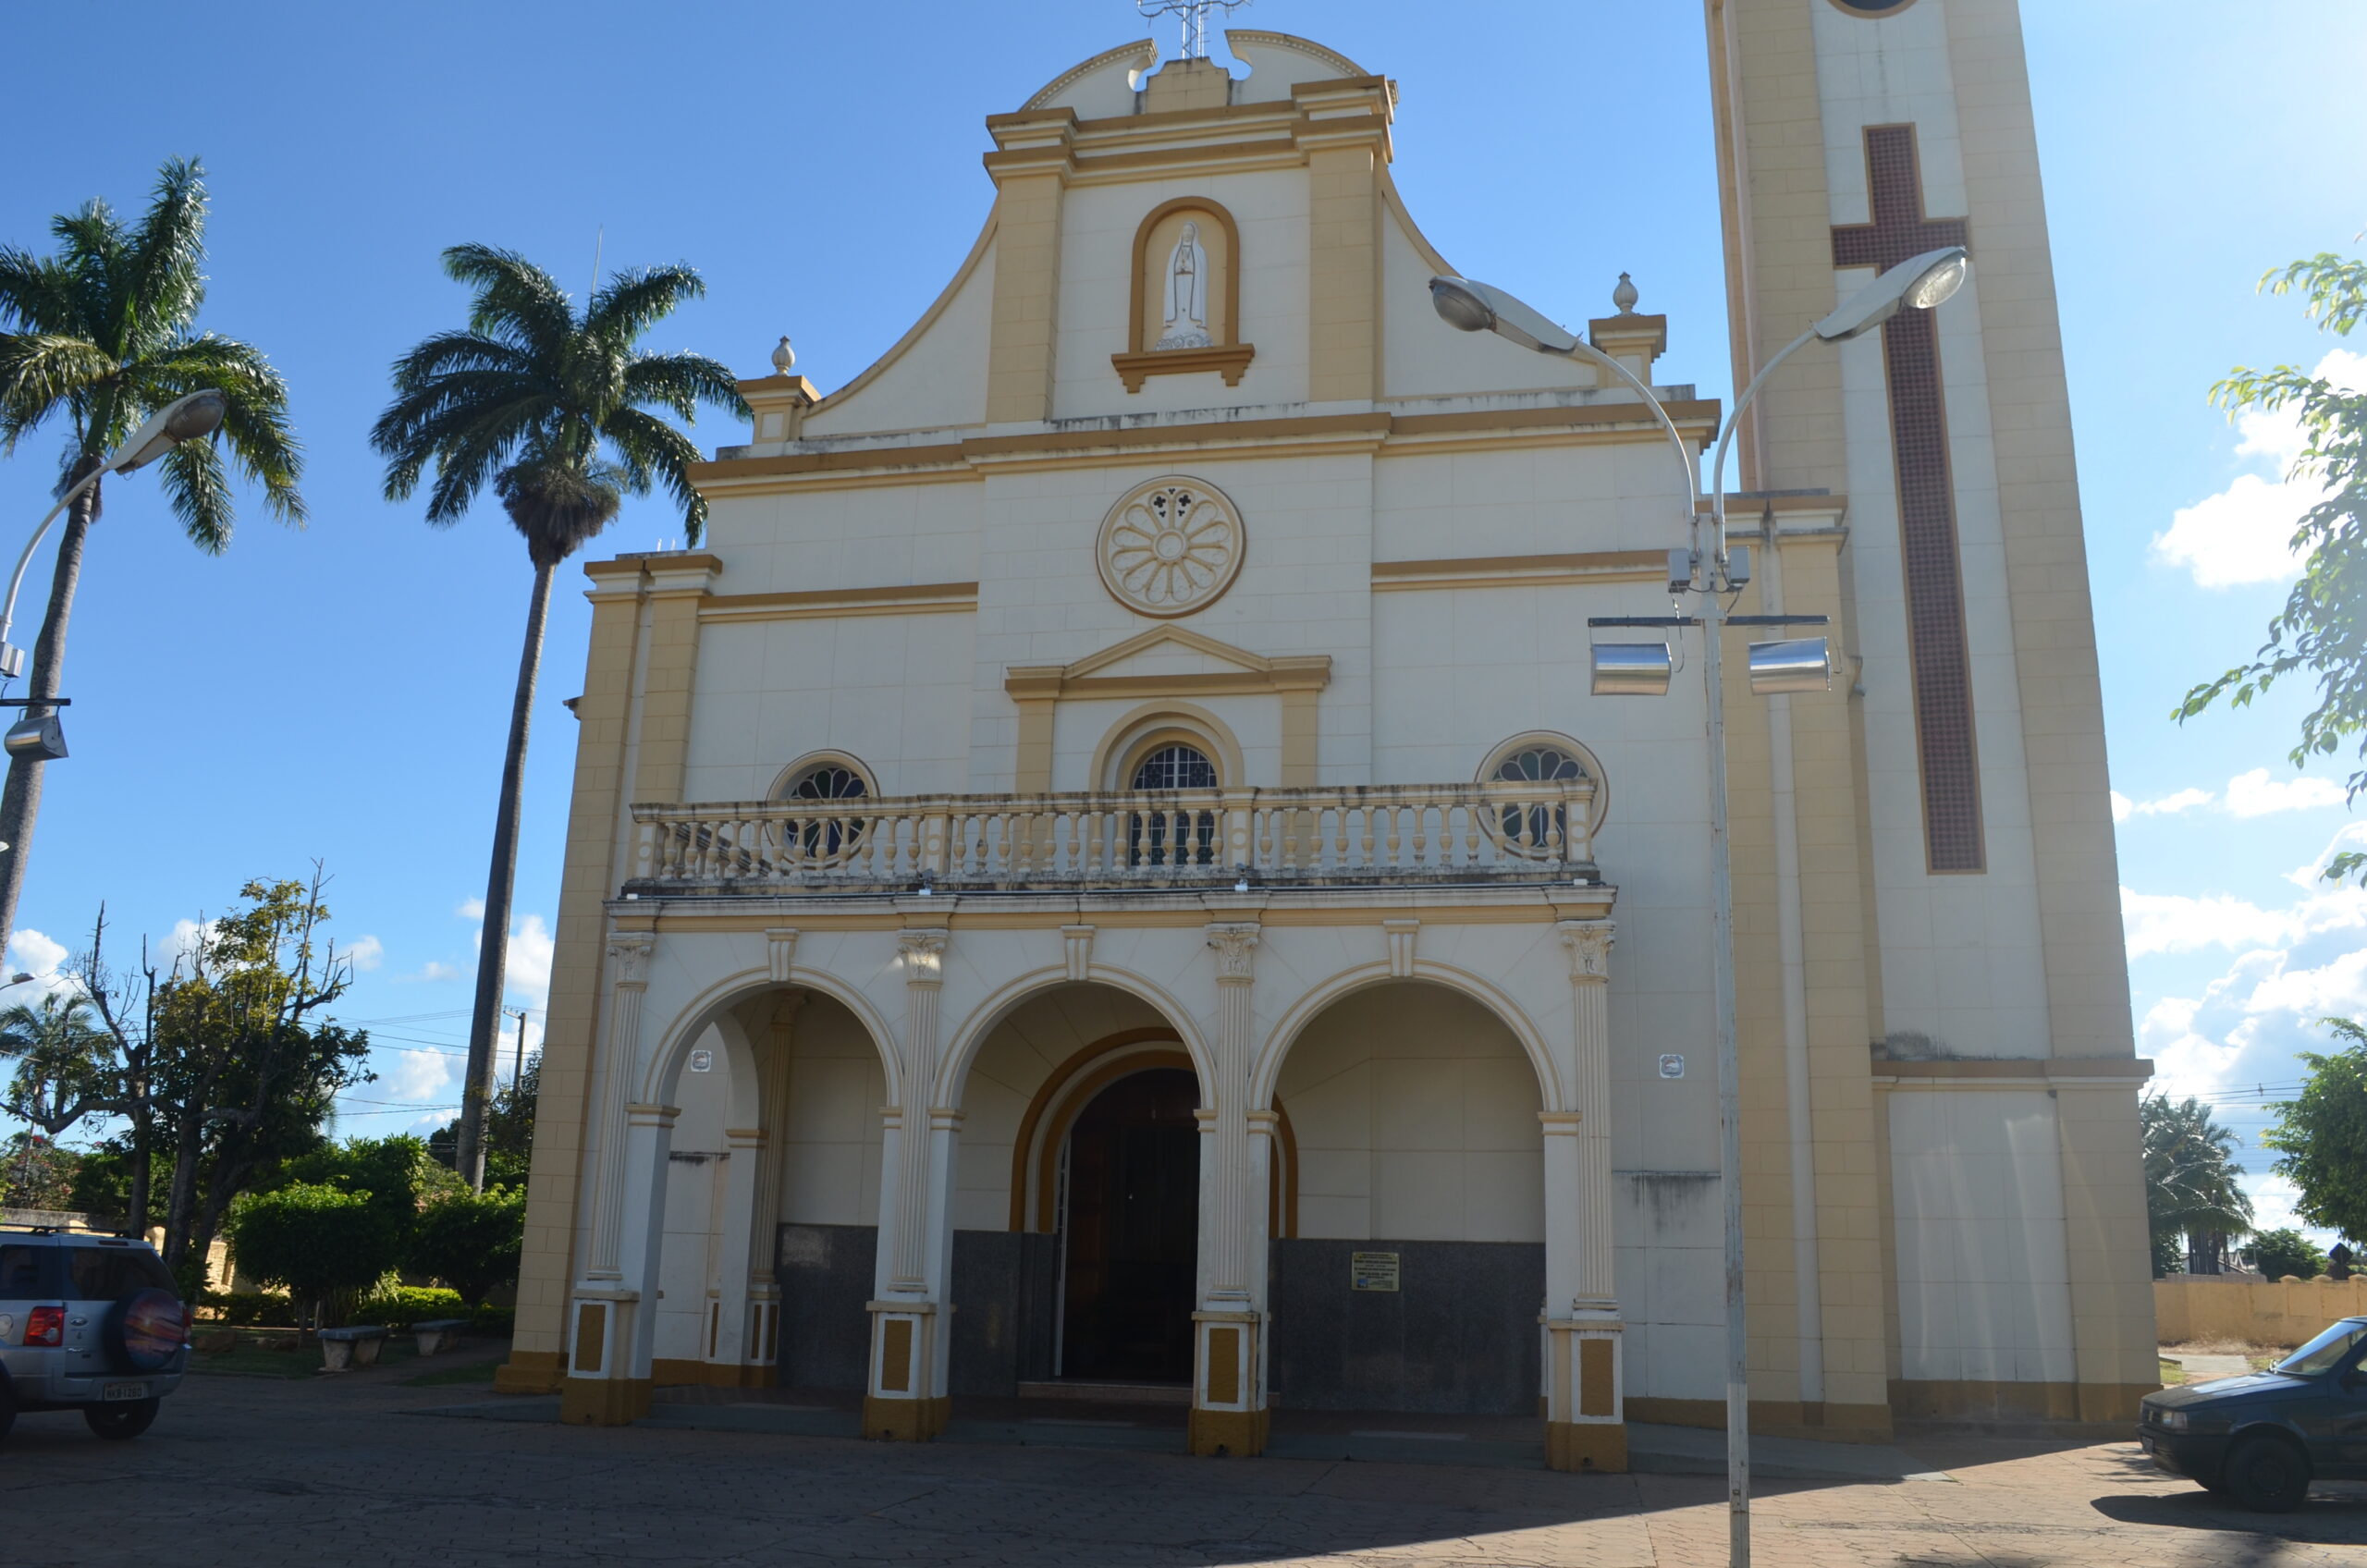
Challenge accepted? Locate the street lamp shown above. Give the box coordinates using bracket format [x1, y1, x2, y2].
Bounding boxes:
[1431, 247, 1969, 1568]
[0, 389, 227, 760]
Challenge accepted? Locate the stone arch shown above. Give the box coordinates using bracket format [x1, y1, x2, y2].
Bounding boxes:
[1248, 960, 1563, 1115]
[935, 963, 1215, 1111]
[642, 965, 901, 1112]
[1090, 699, 1246, 791]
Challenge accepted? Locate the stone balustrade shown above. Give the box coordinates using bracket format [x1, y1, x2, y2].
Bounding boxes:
[627, 781, 1597, 895]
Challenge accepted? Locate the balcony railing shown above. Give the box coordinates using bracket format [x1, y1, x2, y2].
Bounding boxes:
[626, 781, 1597, 895]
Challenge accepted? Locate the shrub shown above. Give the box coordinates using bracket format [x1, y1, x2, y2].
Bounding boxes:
[408, 1185, 526, 1309]
[2250, 1227, 2329, 1281]
[469, 1305, 516, 1336]
[224, 1182, 402, 1328]
[197, 1290, 294, 1326]
[353, 1283, 465, 1330]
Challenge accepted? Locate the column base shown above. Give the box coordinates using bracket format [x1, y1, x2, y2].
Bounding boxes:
[560, 1376, 652, 1427]
[493, 1351, 565, 1394]
[864, 1394, 950, 1441]
[1547, 1420, 1628, 1473]
[1189, 1404, 1269, 1457]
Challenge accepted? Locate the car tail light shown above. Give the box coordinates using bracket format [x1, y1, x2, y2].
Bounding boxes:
[24, 1305, 63, 1346]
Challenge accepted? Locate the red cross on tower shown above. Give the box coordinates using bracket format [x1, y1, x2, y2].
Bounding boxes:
[1831, 125, 1982, 874]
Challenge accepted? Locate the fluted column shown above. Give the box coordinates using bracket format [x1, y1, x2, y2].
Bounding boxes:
[866, 928, 950, 1441]
[585, 932, 655, 1280]
[733, 994, 802, 1378]
[1192, 920, 1266, 1458]
[1544, 918, 1624, 1473]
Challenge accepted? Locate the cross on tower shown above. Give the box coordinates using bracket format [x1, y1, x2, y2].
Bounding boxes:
[1137, 0, 1251, 62]
[1831, 125, 1983, 874]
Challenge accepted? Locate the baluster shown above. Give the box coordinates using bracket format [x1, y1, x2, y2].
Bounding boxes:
[1331, 806, 1348, 871]
[1383, 804, 1403, 869]
[1282, 805, 1300, 870]
[1410, 803, 1429, 866]
[1356, 806, 1375, 869]
[1516, 797, 1535, 859]
[1463, 802, 1481, 866]
[1545, 800, 1564, 864]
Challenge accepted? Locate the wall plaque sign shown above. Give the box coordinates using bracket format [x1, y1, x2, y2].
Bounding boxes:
[1351, 1251, 1401, 1292]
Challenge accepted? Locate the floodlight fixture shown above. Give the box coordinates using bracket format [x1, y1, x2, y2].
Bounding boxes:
[1811, 246, 1970, 343]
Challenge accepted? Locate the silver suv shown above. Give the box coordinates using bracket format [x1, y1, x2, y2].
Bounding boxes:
[0, 1225, 189, 1443]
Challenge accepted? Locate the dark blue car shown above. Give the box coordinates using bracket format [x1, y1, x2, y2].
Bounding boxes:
[2138, 1317, 2367, 1511]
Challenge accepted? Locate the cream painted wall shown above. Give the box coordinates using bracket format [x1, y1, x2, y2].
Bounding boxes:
[965, 454, 1378, 790]
[779, 1001, 889, 1228]
[698, 480, 984, 599]
[1889, 1089, 2076, 1384]
[1380, 210, 1605, 402]
[682, 609, 978, 802]
[653, 1031, 730, 1365]
[1052, 171, 1312, 420]
[1274, 984, 1545, 1243]
[800, 233, 996, 439]
[1812, 0, 2052, 1059]
[949, 985, 1177, 1233]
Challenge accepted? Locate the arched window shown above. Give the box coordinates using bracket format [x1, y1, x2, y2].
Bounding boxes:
[1130, 743, 1217, 791]
[776, 754, 871, 859]
[1482, 737, 1597, 857]
[1126, 743, 1219, 867]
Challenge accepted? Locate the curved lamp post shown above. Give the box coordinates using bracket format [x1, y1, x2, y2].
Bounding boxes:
[0, 390, 226, 764]
[1430, 247, 1968, 1568]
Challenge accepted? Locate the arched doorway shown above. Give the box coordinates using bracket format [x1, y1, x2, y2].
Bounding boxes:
[1057, 1066, 1200, 1383]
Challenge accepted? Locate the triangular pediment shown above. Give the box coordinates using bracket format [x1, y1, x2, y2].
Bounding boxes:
[1007, 625, 1330, 699]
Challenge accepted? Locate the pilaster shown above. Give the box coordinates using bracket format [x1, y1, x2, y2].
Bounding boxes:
[1192, 919, 1266, 1457]
[1546, 919, 1625, 1472]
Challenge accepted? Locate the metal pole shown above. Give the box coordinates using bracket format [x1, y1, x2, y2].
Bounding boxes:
[1702, 568, 1748, 1565]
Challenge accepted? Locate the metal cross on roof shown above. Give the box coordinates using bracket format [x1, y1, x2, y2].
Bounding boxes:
[1136, 0, 1251, 61]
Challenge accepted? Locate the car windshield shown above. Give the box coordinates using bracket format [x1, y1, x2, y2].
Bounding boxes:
[2275, 1321, 2367, 1377]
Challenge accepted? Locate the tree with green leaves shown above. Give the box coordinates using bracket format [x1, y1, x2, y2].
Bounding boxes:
[2143, 1091, 2255, 1277]
[0, 991, 113, 1137]
[1, 1130, 79, 1210]
[77, 872, 373, 1288]
[409, 1185, 525, 1309]
[224, 1181, 399, 1330]
[2263, 1018, 2367, 1243]
[2177, 253, 2367, 874]
[428, 1050, 536, 1187]
[276, 1133, 459, 1263]
[2247, 1227, 2329, 1281]
[372, 246, 743, 1191]
[0, 158, 304, 954]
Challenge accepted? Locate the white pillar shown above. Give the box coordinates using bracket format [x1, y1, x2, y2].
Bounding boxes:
[1546, 918, 1625, 1473]
[866, 928, 950, 1440]
[561, 930, 658, 1427]
[1193, 921, 1266, 1458]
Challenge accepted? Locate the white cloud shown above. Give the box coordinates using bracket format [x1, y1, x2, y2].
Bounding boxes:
[414, 960, 460, 983]
[2290, 822, 2367, 888]
[164, 917, 214, 967]
[2151, 349, 2366, 589]
[456, 897, 485, 921]
[382, 1047, 459, 1104]
[2117, 785, 2217, 820]
[344, 935, 385, 972]
[3, 927, 77, 1002]
[457, 906, 556, 1010]
[2121, 888, 2330, 957]
[2226, 768, 2349, 818]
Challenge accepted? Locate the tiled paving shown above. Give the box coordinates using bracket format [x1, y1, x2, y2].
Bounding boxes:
[6, 1360, 2366, 1566]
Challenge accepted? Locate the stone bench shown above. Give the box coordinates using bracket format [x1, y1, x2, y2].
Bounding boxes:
[316, 1325, 388, 1372]
[413, 1318, 471, 1356]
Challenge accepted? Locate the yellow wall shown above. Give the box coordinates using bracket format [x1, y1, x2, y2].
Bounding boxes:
[2155, 1276, 2367, 1347]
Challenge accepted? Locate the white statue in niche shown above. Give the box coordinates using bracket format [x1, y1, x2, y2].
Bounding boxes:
[1154, 220, 1213, 350]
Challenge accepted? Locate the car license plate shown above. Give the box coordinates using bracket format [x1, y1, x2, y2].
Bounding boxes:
[101, 1381, 147, 1401]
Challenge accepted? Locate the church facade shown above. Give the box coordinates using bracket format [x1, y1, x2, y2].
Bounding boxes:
[498, 4, 2155, 1471]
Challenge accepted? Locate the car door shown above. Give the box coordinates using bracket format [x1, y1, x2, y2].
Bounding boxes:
[2317, 1345, 2367, 1477]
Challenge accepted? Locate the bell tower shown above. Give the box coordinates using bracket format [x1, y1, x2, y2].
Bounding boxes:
[1707, 0, 2157, 1424]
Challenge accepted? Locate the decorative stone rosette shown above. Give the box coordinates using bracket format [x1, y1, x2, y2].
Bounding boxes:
[1096, 475, 1245, 619]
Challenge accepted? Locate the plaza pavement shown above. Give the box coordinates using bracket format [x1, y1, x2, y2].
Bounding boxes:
[5, 1353, 2365, 1567]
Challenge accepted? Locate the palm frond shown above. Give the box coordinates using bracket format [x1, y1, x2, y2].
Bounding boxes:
[600, 405, 707, 540]
[587, 263, 705, 349]
[0, 334, 117, 455]
[619, 349, 748, 423]
[0, 247, 80, 336]
[116, 157, 209, 358]
[441, 245, 573, 361]
[142, 335, 306, 525]
[156, 430, 233, 552]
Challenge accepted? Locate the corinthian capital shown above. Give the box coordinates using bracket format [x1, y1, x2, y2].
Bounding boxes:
[1206, 922, 1261, 984]
[898, 928, 949, 984]
[607, 930, 656, 987]
[1558, 919, 1613, 983]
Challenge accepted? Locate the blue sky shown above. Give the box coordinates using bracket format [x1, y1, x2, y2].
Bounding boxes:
[0, 1, 2361, 1238]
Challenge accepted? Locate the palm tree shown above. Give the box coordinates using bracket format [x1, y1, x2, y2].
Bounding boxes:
[372, 244, 745, 1188]
[2142, 1091, 2255, 1276]
[0, 159, 303, 957]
